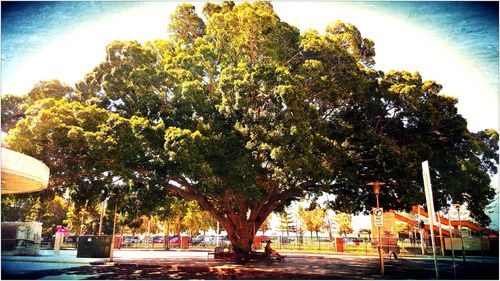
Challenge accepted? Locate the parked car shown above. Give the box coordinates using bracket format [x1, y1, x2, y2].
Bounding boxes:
[152, 236, 165, 243]
[168, 235, 181, 244]
[122, 236, 132, 243]
[168, 235, 192, 244]
[259, 235, 270, 242]
[192, 235, 204, 245]
[64, 235, 78, 243]
[198, 235, 231, 246]
[131, 236, 142, 243]
[343, 237, 362, 246]
[200, 235, 215, 246]
[41, 236, 53, 243]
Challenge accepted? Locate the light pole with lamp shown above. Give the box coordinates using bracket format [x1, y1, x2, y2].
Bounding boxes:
[455, 203, 466, 263]
[368, 181, 385, 275]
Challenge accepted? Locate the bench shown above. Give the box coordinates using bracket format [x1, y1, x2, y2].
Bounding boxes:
[207, 246, 225, 259]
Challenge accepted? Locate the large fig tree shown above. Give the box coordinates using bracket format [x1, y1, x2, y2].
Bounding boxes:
[4, 2, 498, 253]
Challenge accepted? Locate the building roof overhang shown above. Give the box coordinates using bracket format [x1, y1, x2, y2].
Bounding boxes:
[1, 147, 50, 195]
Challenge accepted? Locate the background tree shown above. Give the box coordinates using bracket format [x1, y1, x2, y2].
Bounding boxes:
[1, 80, 74, 133]
[64, 203, 80, 234]
[1, 195, 24, 221]
[334, 212, 353, 237]
[359, 228, 372, 239]
[396, 221, 413, 235]
[163, 200, 188, 236]
[123, 216, 146, 238]
[1, 94, 28, 133]
[312, 208, 327, 240]
[138, 216, 161, 245]
[39, 195, 69, 237]
[169, 4, 206, 45]
[277, 208, 294, 242]
[25, 197, 43, 222]
[67, 201, 99, 235]
[324, 210, 338, 240]
[259, 215, 271, 236]
[183, 200, 212, 236]
[2, 191, 69, 237]
[298, 205, 326, 241]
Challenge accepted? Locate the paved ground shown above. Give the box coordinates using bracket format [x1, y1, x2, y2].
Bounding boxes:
[2, 249, 498, 279]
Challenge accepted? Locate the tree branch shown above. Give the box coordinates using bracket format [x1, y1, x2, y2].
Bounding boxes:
[165, 179, 235, 234]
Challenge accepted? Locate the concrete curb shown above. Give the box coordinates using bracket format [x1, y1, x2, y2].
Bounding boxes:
[1, 258, 107, 265]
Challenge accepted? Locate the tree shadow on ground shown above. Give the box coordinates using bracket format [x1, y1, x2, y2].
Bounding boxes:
[1, 263, 362, 280]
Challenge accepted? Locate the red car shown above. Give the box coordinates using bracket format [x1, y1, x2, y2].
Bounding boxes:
[169, 236, 181, 244]
[259, 236, 270, 242]
[168, 236, 192, 244]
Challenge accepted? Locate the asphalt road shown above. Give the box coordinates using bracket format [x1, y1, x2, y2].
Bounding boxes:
[2, 252, 498, 280]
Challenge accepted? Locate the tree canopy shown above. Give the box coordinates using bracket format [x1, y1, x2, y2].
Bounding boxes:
[3, 1, 498, 252]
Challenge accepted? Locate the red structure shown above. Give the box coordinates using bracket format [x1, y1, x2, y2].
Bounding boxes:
[411, 206, 498, 238]
[392, 211, 451, 236]
[390, 206, 497, 238]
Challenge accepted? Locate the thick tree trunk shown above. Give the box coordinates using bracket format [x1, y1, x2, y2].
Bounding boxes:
[227, 224, 255, 253]
[165, 178, 317, 253]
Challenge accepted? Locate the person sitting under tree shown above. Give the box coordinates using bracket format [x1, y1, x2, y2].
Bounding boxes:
[264, 240, 286, 260]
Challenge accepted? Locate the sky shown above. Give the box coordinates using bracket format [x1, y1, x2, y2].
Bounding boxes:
[1, 1, 499, 230]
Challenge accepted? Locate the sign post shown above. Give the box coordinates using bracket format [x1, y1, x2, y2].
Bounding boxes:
[448, 209, 457, 278]
[368, 182, 385, 275]
[422, 161, 439, 279]
[374, 208, 384, 227]
[109, 204, 117, 262]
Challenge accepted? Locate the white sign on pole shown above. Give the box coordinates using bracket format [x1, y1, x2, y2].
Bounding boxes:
[422, 160, 439, 279]
[374, 207, 384, 227]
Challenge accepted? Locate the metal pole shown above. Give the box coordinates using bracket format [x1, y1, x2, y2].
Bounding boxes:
[166, 221, 170, 250]
[426, 206, 439, 279]
[98, 201, 105, 236]
[295, 215, 298, 249]
[80, 200, 88, 236]
[147, 216, 151, 248]
[367, 182, 385, 276]
[375, 189, 384, 275]
[418, 206, 425, 255]
[297, 214, 303, 251]
[414, 227, 417, 247]
[448, 209, 456, 279]
[456, 204, 466, 263]
[109, 203, 118, 262]
[80, 210, 85, 236]
[216, 221, 220, 247]
[422, 160, 439, 279]
[437, 211, 444, 256]
[480, 231, 485, 263]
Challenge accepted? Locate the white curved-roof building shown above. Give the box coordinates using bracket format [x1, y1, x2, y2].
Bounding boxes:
[1, 143, 50, 195]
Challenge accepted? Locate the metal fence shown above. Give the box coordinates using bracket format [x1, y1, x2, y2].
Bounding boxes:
[36, 235, 499, 258]
[259, 236, 499, 257]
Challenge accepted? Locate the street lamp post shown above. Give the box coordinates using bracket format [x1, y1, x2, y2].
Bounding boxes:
[455, 204, 466, 263]
[448, 209, 457, 279]
[98, 200, 106, 236]
[109, 203, 118, 262]
[417, 205, 425, 255]
[368, 181, 385, 275]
